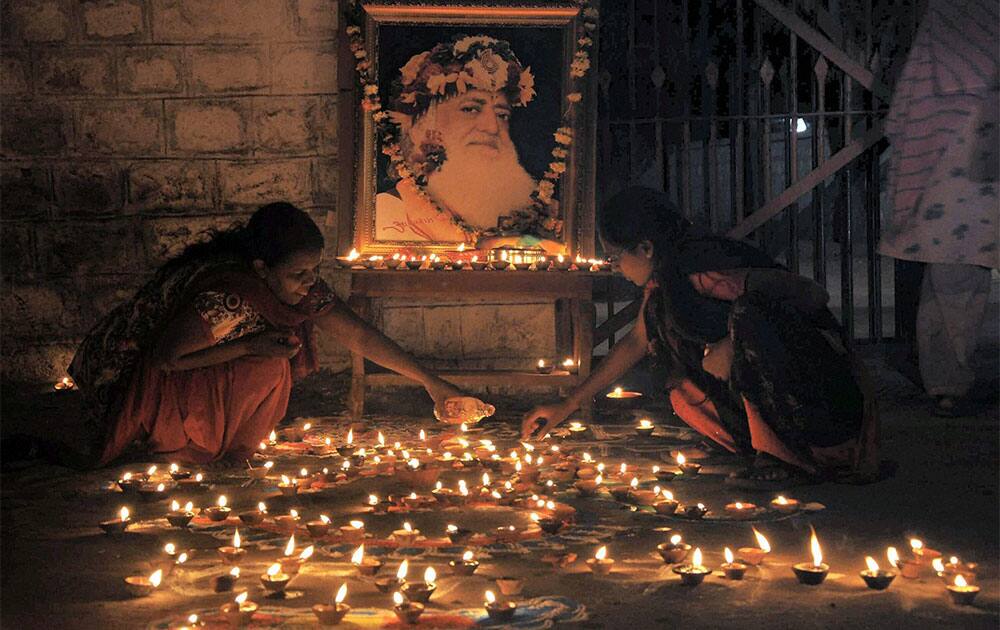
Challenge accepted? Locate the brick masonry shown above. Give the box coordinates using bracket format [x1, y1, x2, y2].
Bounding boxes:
[1, 0, 554, 384]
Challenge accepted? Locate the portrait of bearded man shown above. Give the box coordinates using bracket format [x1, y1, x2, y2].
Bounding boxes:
[375, 35, 541, 243]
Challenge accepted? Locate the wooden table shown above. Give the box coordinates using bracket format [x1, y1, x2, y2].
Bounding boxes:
[337, 268, 601, 420]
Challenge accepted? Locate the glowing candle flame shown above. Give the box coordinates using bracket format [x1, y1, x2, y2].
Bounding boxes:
[258, 502, 267, 513]
[164, 543, 176, 555]
[147, 465, 157, 476]
[393, 592, 404, 606]
[955, 574, 969, 588]
[156, 483, 165, 492]
[752, 527, 771, 553]
[403, 522, 413, 533]
[482, 473, 490, 486]
[397, 559, 409, 580]
[235, 592, 248, 605]
[290, 509, 299, 519]
[299, 468, 308, 478]
[233, 529, 241, 548]
[463, 550, 474, 561]
[419, 429, 426, 441]
[424, 567, 436, 584]
[217, 495, 227, 508]
[269, 431, 277, 442]
[408, 459, 420, 469]
[264, 461, 274, 470]
[123, 472, 133, 481]
[950, 556, 959, 565]
[120, 507, 130, 522]
[775, 495, 789, 505]
[630, 477, 638, 489]
[183, 501, 193, 512]
[378, 432, 385, 446]
[810, 528, 823, 567]
[347, 248, 359, 261]
[351, 545, 364, 564]
[149, 569, 163, 587]
[910, 538, 923, 551]
[350, 520, 364, 529]
[530, 512, 540, 522]
[865, 556, 879, 573]
[595, 546, 607, 561]
[931, 557, 946, 573]
[670, 534, 682, 545]
[169, 463, 179, 473]
[170, 500, 179, 512]
[485, 589, 496, 604]
[335, 583, 347, 604]
[662, 489, 674, 501]
[284, 535, 295, 556]
[176, 552, 188, 564]
[725, 547, 734, 564]
[368, 494, 378, 505]
[887, 547, 900, 568]
[676, 453, 686, 466]
[230, 567, 240, 577]
[563, 358, 574, 367]
[734, 502, 743, 509]
[188, 614, 199, 624]
[267, 563, 281, 577]
[302, 423, 311, 431]
[613, 387, 623, 397]
[320, 514, 330, 524]
[692, 548, 703, 568]
[595, 475, 603, 485]
[538, 359, 546, 368]
[638, 419, 653, 429]
[299, 545, 314, 561]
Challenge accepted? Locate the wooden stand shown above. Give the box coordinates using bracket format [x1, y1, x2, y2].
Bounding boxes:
[339, 269, 598, 421]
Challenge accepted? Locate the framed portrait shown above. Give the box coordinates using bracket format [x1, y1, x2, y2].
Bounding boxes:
[342, 1, 597, 256]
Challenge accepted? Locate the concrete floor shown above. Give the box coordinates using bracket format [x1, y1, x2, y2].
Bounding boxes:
[1, 345, 997, 629]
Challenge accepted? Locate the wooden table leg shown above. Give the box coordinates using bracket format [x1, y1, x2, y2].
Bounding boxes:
[572, 297, 595, 422]
[347, 294, 370, 421]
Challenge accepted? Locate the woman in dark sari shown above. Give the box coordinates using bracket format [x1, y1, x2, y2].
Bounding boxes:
[71, 202, 462, 466]
[523, 187, 879, 483]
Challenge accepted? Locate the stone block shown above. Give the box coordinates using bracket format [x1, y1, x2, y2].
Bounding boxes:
[189, 46, 268, 93]
[82, 0, 144, 40]
[422, 305, 464, 358]
[54, 162, 123, 214]
[127, 159, 215, 211]
[0, 50, 30, 95]
[0, 223, 35, 275]
[151, 0, 291, 42]
[272, 44, 337, 93]
[460, 303, 555, 368]
[315, 96, 337, 153]
[293, 0, 338, 37]
[4, 1, 70, 43]
[0, 283, 81, 337]
[37, 47, 114, 94]
[78, 100, 163, 155]
[166, 99, 249, 154]
[312, 157, 337, 204]
[79, 274, 145, 324]
[381, 305, 425, 356]
[38, 219, 139, 274]
[119, 47, 183, 94]
[219, 159, 312, 207]
[254, 97, 317, 154]
[0, 342, 78, 384]
[0, 101, 69, 156]
[141, 215, 245, 265]
[1, 163, 52, 218]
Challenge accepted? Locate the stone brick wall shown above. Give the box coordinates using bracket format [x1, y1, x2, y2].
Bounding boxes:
[1, 0, 341, 382]
[0, 0, 556, 385]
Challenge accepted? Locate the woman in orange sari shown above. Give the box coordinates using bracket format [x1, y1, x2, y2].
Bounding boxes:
[70, 202, 461, 466]
[523, 187, 879, 484]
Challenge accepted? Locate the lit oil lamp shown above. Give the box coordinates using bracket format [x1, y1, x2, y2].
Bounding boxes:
[306, 514, 331, 538]
[484, 590, 517, 622]
[630, 481, 661, 506]
[446, 523, 474, 545]
[100, 506, 132, 536]
[934, 555, 978, 583]
[222, 591, 257, 627]
[247, 460, 269, 480]
[124, 568, 162, 597]
[450, 550, 480, 576]
[654, 489, 679, 515]
[176, 471, 206, 492]
[652, 465, 677, 482]
[281, 540, 314, 575]
[676, 453, 701, 476]
[351, 544, 382, 576]
[605, 386, 642, 406]
[117, 471, 141, 493]
[721, 547, 748, 580]
[205, 495, 231, 522]
[470, 255, 488, 271]
[946, 573, 980, 605]
[340, 520, 366, 543]
[313, 583, 350, 625]
[673, 547, 711, 586]
[792, 527, 829, 585]
[657, 533, 691, 564]
[562, 357, 578, 374]
[393, 521, 420, 545]
[393, 591, 425, 624]
[910, 538, 942, 564]
[400, 566, 437, 604]
[54, 376, 74, 390]
[274, 509, 301, 534]
[635, 418, 655, 438]
[166, 500, 195, 528]
[536, 358, 554, 374]
[239, 501, 267, 525]
[575, 473, 602, 497]
[138, 481, 172, 503]
[213, 566, 241, 593]
[587, 546, 615, 575]
[566, 421, 589, 438]
[168, 462, 192, 480]
[738, 527, 771, 565]
[260, 562, 291, 594]
[682, 502, 708, 519]
[376, 559, 408, 593]
[218, 528, 246, 564]
[534, 512, 564, 535]
[278, 474, 298, 497]
[724, 501, 760, 519]
[770, 495, 800, 514]
[405, 256, 424, 270]
[889, 545, 921, 578]
[552, 254, 572, 271]
[860, 555, 896, 590]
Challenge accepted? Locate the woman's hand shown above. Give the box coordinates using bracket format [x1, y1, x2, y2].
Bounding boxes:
[244, 331, 302, 359]
[521, 402, 574, 439]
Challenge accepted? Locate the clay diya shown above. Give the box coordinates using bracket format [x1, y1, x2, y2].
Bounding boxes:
[260, 563, 291, 594]
[673, 548, 711, 586]
[791, 529, 829, 585]
[123, 569, 163, 597]
[586, 546, 615, 575]
[213, 567, 240, 592]
[859, 556, 896, 590]
[306, 515, 331, 538]
[535, 359, 554, 374]
[218, 529, 246, 565]
[400, 567, 436, 604]
[351, 545, 382, 576]
[657, 534, 691, 564]
[166, 500, 196, 528]
[449, 551, 480, 576]
[721, 547, 748, 580]
[484, 590, 517, 622]
[770, 495, 800, 514]
[392, 592, 425, 624]
[313, 583, 350, 625]
[946, 574, 980, 605]
[204, 495, 231, 522]
[100, 507, 132, 536]
[221, 592, 257, 627]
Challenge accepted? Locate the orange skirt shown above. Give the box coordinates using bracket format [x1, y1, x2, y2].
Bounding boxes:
[100, 356, 292, 465]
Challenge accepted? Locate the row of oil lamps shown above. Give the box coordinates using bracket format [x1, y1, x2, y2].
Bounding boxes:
[337, 248, 611, 272]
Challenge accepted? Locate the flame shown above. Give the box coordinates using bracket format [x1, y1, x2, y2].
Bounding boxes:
[734, 502, 743, 509]
[613, 387, 623, 396]
[424, 567, 436, 583]
[235, 592, 248, 605]
[120, 507, 130, 521]
[164, 543, 176, 555]
[639, 419, 653, 429]
[538, 359, 546, 368]
[954, 574, 969, 588]
[482, 473, 490, 486]
[347, 248, 359, 260]
[378, 432, 385, 446]
[290, 509, 299, 519]
[810, 528, 823, 567]
[183, 501, 193, 512]
[595, 475, 603, 485]
[752, 527, 771, 553]
[393, 592, 404, 606]
[230, 567, 240, 577]
[350, 520, 364, 529]
[284, 536, 295, 556]
[775, 495, 789, 505]
[267, 563, 281, 577]
[676, 453, 686, 466]
[397, 559, 409, 580]
[156, 483, 165, 492]
[351, 545, 364, 564]
[123, 472, 133, 481]
[629, 477, 638, 489]
[887, 547, 900, 568]
[170, 500, 180, 512]
[595, 546, 607, 561]
[463, 550, 474, 561]
[865, 556, 879, 573]
[932, 558, 945, 572]
[149, 569, 163, 588]
[403, 522, 413, 532]
[485, 589, 496, 604]
[950, 556, 959, 565]
[299, 545, 314, 561]
[320, 514, 330, 524]
[325, 437, 331, 446]
[530, 512, 540, 522]
[176, 552, 188, 564]
[692, 548, 703, 567]
[910, 538, 923, 551]
[188, 615, 199, 624]
[724, 547, 734, 564]
[303, 423, 311, 431]
[662, 489, 674, 501]
[233, 529, 241, 548]
[299, 468, 308, 478]
[147, 465, 157, 476]
[563, 358, 574, 367]
[258, 502, 267, 513]
[169, 463, 179, 473]
[217, 495, 227, 508]
[670, 534, 682, 545]
[409, 459, 420, 469]
[335, 583, 347, 604]
[269, 431, 277, 442]
[264, 461, 274, 470]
